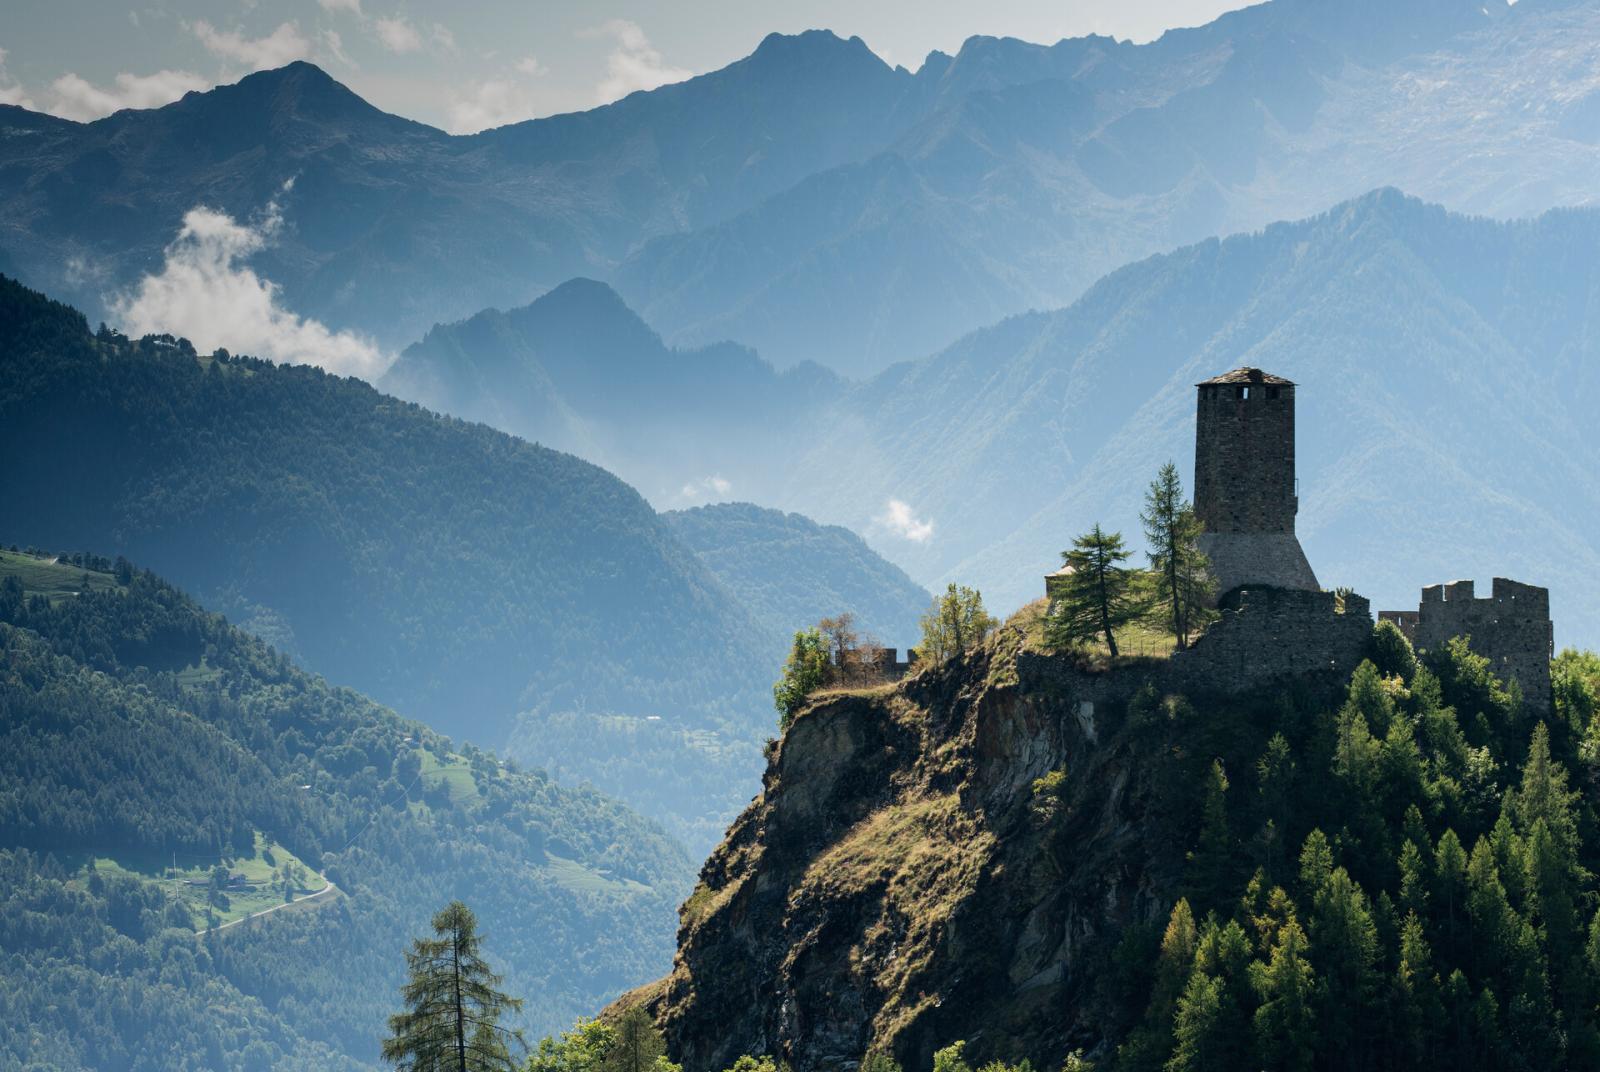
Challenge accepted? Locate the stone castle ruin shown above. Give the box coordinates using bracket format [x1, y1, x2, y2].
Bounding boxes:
[1380, 579, 1555, 713]
[1049, 366, 1556, 713]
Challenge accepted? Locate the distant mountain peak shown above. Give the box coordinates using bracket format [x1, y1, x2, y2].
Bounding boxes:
[160, 59, 428, 135]
[747, 29, 892, 72]
[537, 276, 634, 313]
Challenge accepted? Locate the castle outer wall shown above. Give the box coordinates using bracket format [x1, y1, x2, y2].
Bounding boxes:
[1380, 578, 1554, 715]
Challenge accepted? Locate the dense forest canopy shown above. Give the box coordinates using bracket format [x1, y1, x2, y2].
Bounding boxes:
[0, 548, 691, 1071]
[1097, 631, 1600, 1071]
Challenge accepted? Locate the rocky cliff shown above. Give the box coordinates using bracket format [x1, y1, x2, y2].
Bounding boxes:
[641, 605, 1364, 1071]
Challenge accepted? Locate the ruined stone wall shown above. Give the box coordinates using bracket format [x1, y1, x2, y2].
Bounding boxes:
[1164, 585, 1372, 695]
[1022, 586, 1374, 720]
[1403, 578, 1554, 715]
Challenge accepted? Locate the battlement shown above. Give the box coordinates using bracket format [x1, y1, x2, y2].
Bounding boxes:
[1381, 577, 1553, 715]
[860, 647, 918, 680]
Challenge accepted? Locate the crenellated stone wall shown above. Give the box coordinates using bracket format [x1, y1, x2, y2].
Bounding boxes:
[1380, 578, 1553, 715]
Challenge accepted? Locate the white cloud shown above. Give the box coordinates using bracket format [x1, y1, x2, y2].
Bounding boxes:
[374, 16, 423, 54]
[447, 79, 537, 134]
[677, 475, 734, 503]
[875, 499, 935, 543]
[446, 53, 552, 133]
[322, 29, 355, 67]
[584, 19, 691, 104]
[46, 69, 209, 121]
[190, 20, 311, 72]
[111, 188, 389, 381]
[0, 48, 37, 111]
[431, 23, 458, 53]
[318, 0, 363, 13]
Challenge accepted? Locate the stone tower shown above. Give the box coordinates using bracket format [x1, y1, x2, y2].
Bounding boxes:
[1193, 367, 1319, 600]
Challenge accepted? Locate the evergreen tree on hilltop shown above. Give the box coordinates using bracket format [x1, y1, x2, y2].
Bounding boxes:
[1048, 525, 1140, 658]
[383, 901, 525, 1072]
[1140, 462, 1214, 649]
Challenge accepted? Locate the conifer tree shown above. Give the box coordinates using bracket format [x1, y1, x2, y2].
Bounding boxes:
[1466, 838, 1517, 981]
[1186, 761, 1237, 910]
[1435, 829, 1468, 957]
[1139, 462, 1214, 649]
[1398, 840, 1429, 918]
[1298, 830, 1333, 897]
[1048, 525, 1139, 657]
[604, 1007, 667, 1072]
[1391, 912, 1442, 1065]
[1250, 914, 1316, 1072]
[1309, 868, 1379, 1070]
[1165, 972, 1225, 1072]
[383, 901, 524, 1072]
[1255, 735, 1296, 882]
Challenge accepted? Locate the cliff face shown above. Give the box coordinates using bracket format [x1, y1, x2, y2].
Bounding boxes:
[647, 612, 1356, 1072]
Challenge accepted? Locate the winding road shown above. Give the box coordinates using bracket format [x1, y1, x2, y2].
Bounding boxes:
[207, 877, 341, 934]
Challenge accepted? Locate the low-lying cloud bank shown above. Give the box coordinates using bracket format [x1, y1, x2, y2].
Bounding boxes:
[111, 187, 389, 381]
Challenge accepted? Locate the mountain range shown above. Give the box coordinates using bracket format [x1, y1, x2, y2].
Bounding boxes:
[373, 186, 1600, 649]
[6, 0, 1600, 375]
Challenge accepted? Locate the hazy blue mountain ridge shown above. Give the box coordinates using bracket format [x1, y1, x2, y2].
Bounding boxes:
[7, 0, 1594, 374]
[393, 190, 1600, 650]
[382, 277, 842, 505]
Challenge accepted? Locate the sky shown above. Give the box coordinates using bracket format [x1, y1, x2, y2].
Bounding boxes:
[0, 0, 1258, 133]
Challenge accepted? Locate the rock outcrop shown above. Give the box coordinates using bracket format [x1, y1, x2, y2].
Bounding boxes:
[641, 611, 1362, 1071]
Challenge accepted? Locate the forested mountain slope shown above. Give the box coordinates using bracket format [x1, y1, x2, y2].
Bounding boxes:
[663, 502, 929, 651]
[5, 0, 1600, 372]
[0, 274, 770, 745]
[0, 549, 691, 1071]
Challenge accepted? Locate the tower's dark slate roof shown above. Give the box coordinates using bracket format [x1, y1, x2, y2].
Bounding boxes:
[1196, 367, 1295, 386]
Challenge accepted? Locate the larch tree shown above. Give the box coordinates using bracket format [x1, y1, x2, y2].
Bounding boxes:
[1139, 462, 1214, 649]
[1048, 524, 1139, 658]
[382, 901, 525, 1072]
